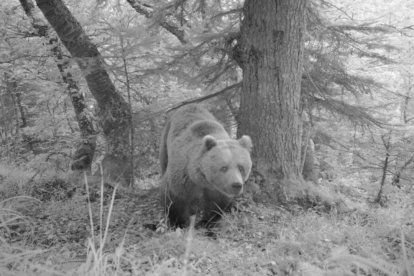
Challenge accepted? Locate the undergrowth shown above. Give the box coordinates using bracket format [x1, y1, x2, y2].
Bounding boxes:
[0, 163, 413, 275]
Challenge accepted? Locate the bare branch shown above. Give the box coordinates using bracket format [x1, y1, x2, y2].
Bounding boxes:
[328, 24, 395, 34]
[133, 82, 241, 123]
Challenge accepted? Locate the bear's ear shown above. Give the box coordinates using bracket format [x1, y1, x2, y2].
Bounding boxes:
[238, 135, 252, 152]
[202, 135, 217, 151]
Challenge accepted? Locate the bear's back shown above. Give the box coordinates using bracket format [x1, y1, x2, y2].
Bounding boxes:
[169, 105, 229, 142]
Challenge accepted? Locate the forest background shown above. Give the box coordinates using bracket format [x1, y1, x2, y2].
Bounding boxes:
[0, 0, 414, 275]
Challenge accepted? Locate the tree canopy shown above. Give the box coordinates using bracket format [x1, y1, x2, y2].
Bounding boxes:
[0, 1, 414, 274]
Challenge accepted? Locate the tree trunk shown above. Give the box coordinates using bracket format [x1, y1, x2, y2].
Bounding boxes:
[19, 0, 97, 172]
[238, 0, 306, 189]
[13, 83, 27, 129]
[35, 0, 132, 185]
[375, 133, 391, 206]
[4, 73, 20, 135]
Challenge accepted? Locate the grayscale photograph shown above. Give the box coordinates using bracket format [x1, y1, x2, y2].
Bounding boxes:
[0, 0, 413, 275]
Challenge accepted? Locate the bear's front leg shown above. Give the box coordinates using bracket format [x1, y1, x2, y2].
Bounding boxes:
[165, 198, 192, 228]
[199, 189, 233, 228]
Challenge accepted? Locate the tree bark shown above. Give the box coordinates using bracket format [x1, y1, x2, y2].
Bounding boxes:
[238, 0, 306, 185]
[19, 0, 97, 172]
[35, 0, 132, 185]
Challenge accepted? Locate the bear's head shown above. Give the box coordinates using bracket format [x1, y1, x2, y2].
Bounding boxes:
[199, 135, 253, 197]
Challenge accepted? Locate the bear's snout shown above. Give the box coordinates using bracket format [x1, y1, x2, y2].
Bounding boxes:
[230, 182, 243, 194]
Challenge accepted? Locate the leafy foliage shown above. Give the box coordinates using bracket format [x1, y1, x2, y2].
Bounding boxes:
[0, 0, 414, 275]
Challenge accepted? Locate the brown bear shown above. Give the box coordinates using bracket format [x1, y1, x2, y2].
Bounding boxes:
[159, 104, 252, 228]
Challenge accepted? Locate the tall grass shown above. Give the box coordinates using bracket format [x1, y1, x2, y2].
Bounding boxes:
[76, 170, 120, 275]
[0, 196, 47, 276]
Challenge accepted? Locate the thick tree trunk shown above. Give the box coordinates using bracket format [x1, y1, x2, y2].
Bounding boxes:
[19, 0, 96, 172]
[35, 0, 132, 185]
[238, 0, 306, 184]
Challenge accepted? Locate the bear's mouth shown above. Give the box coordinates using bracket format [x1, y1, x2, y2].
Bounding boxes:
[199, 167, 243, 197]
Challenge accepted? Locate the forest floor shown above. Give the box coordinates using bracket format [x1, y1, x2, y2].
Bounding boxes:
[1, 165, 413, 276]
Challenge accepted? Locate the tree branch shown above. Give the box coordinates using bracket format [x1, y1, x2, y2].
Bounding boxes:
[126, 0, 187, 44]
[133, 82, 241, 123]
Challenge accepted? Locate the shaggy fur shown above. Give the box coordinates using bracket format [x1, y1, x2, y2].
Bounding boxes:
[159, 104, 252, 227]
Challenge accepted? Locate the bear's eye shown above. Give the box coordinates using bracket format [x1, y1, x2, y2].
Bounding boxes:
[238, 165, 245, 175]
[220, 166, 228, 173]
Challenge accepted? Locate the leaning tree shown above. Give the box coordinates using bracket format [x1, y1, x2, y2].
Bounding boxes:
[35, 0, 133, 185]
[19, 0, 97, 173]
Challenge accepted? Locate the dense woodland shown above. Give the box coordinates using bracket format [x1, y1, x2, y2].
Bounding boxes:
[1, 0, 414, 275]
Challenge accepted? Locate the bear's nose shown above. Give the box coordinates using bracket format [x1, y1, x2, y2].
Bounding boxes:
[231, 182, 243, 193]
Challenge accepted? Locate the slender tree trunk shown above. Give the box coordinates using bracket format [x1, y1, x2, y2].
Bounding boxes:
[4, 72, 36, 152]
[401, 78, 412, 124]
[238, 0, 306, 187]
[2, 72, 18, 157]
[375, 133, 391, 206]
[19, 0, 97, 172]
[35, 0, 132, 185]
[4, 73, 20, 135]
[120, 34, 135, 186]
[13, 86, 27, 129]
